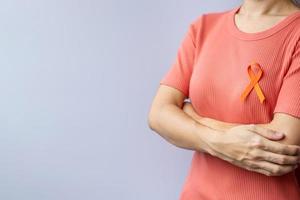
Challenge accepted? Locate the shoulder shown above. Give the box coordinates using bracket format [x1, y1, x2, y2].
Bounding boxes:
[283, 17, 300, 58]
[190, 8, 233, 29]
[292, 18, 300, 40]
[188, 7, 235, 43]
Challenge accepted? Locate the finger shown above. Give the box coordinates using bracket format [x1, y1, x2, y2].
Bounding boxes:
[219, 155, 272, 176]
[242, 164, 273, 176]
[247, 124, 284, 140]
[258, 139, 300, 156]
[243, 159, 297, 176]
[215, 150, 295, 176]
[239, 159, 273, 176]
[253, 148, 300, 165]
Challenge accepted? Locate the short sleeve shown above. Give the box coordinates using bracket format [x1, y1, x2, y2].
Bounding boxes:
[159, 20, 198, 98]
[273, 39, 300, 119]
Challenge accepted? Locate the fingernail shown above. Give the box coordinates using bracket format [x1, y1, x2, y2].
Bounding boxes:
[274, 132, 284, 136]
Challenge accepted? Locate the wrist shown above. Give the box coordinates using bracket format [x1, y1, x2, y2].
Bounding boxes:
[200, 118, 225, 132]
[194, 122, 222, 155]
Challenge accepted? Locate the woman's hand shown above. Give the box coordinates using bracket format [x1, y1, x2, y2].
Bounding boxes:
[208, 124, 300, 176]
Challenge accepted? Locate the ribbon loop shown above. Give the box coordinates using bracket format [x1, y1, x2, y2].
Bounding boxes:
[240, 61, 266, 104]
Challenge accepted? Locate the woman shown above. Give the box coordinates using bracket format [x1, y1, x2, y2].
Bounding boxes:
[148, 0, 300, 199]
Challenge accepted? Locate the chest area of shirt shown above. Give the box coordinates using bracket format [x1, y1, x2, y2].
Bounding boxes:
[188, 38, 287, 123]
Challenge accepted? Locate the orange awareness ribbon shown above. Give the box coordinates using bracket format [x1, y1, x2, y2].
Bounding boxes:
[240, 61, 266, 104]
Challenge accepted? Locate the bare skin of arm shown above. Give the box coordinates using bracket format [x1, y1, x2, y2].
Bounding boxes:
[182, 101, 300, 175]
[182, 101, 300, 145]
[148, 86, 300, 176]
[148, 86, 222, 155]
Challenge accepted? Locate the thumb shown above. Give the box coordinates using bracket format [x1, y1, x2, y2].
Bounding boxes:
[247, 124, 285, 140]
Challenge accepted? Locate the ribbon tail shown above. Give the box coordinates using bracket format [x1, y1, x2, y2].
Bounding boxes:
[254, 83, 266, 103]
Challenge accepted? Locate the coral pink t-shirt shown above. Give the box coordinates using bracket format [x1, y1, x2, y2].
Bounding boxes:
[159, 4, 300, 200]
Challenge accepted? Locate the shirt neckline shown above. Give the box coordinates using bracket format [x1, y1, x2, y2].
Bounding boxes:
[227, 4, 300, 40]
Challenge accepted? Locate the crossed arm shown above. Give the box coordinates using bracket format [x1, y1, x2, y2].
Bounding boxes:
[149, 85, 300, 176]
[179, 101, 300, 176]
[182, 101, 300, 146]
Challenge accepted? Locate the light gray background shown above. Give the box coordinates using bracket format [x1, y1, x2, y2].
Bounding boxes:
[0, 1, 240, 199]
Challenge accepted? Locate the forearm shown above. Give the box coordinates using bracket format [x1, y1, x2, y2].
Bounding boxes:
[148, 103, 219, 154]
[183, 102, 268, 134]
[182, 102, 238, 132]
[182, 103, 299, 145]
[194, 116, 296, 145]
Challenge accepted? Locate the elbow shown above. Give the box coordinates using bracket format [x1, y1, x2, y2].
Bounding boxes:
[147, 108, 159, 131]
[147, 114, 155, 131]
[147, 103, 167, 132]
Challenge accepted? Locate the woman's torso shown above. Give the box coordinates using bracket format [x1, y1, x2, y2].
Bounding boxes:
[181, 5, 300, 200]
